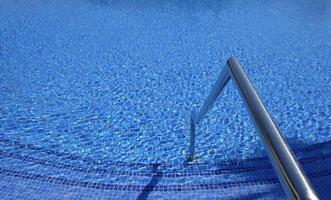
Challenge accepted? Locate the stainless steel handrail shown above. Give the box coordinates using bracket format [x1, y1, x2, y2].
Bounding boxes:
[189, 57, 318, 200]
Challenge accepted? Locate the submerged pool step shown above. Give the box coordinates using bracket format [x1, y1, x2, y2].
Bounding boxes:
[1, 132, 331, 199]
[0, 139, 331, 199]
[0, 140, 330, 182]
[0, 152, 286, 199]
[1, 155, 330, 199]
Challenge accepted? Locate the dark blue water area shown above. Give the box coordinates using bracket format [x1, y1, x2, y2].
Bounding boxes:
[0, 0, 330, 167]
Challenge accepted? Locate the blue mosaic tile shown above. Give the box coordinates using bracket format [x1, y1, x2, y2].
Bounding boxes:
[0, 0, 330, 199]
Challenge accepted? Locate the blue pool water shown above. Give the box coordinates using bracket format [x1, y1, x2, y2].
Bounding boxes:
[0, 0, 330, 199]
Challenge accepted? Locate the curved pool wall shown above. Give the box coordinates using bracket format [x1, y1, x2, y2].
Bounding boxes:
[0, 0, 330, 199]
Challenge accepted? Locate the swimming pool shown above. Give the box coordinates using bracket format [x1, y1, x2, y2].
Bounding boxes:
[0, 0, 330, 199]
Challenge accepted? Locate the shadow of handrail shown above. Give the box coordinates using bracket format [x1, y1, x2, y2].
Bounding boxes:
[137, 163, 162, 200]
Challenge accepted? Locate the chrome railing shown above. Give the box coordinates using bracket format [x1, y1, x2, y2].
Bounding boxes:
[189, 57, 318, 200]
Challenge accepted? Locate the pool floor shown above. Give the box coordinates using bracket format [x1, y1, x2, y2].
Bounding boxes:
[0, 0, 330, 199]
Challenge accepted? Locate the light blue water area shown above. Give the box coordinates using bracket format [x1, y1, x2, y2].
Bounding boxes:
[0, 0, 330, 167]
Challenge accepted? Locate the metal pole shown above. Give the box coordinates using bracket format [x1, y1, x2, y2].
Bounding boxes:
[227, 57, 318, 200]
[189, 57, 319, 199]
[188, 67, 230, 162]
